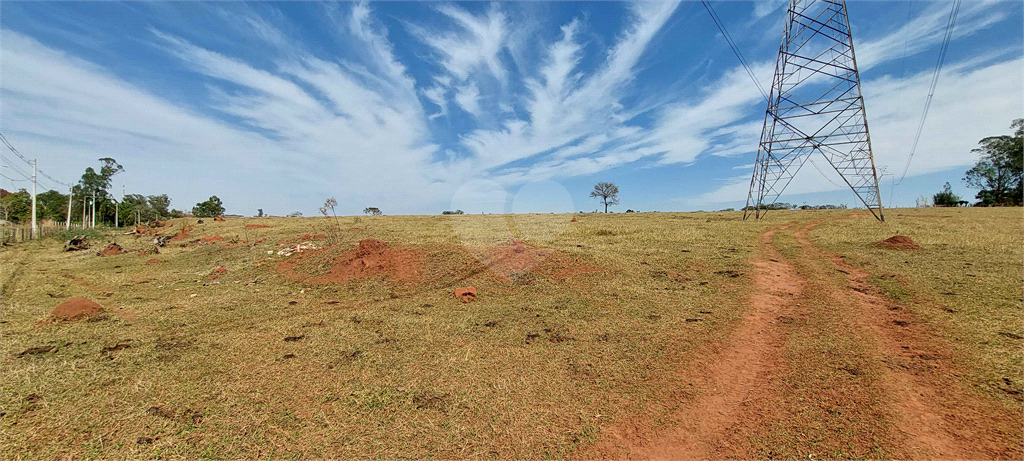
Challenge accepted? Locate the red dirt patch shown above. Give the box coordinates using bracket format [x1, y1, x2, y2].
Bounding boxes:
[312, 233, 327, 239]
[277, 239, 420, 284]
[51, 297, 104, 321]
[200, 235, 224, 244]
[98, 243, 123, 256]
[245, 224, 271, 229]
[214, 217, 225, 222]
[571, 217, 578, 222]
[145, 258, 162, 265]
[453, 287, 477, 303]
[208, 266, 227, 280]
[170, 225, 194, 240]
[880, 235, 921, 250]
[479, 239, 553, 279]
[254, 238, 266, 243]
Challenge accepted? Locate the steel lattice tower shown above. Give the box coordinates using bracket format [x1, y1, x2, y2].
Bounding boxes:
[745, 0, 884, 221]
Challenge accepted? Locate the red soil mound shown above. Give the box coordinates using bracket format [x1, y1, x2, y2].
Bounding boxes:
[145, 258, 162, 265]
[481, 239, 552, 279]
[880, 235, 921, 250]
[98, 243, 123, 256]
[277, 238, 420, 284]
[214, 217, 225, 222]
[453, 287, 477, 303]
[245, 224, 272, 229]
[571, 218, 578, 222]
[200, 235, 224, 244]
[52, 297, 104, 321]
[208, 266, 227, 280]
[171, 225, 194, 240]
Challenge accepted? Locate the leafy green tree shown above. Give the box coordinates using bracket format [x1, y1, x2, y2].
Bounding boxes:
[933, 182, 961, 207]
[192, 196, 225, 218]
[363, 207, 382, 216]
[72, 158, 124, 225]
[35, 189, 70, 221]
[118, 194, 150, 225]
[0, 189, 31, 223]
[147, 194, 171, 219]
[964, 119, 1023, 206]
[169, 209, 184, 219]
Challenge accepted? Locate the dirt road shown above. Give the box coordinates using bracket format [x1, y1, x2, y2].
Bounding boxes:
[582, 219, 1022, 460]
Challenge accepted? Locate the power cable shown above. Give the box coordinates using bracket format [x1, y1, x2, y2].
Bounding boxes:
[0, 174, 30, 182]
[0, 154, 32, 180]
[700, 0, 770, 102]
[808, 156, 843, 188]
[0, 131, 72, 187]
[896, 0, 961, 185]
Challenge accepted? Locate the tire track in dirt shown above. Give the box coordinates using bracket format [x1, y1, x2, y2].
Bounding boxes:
[580, 224, 803, 459]
[793, 221, 1023, 460]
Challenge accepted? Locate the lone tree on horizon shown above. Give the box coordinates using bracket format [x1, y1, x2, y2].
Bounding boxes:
[590, 182, 619, 213]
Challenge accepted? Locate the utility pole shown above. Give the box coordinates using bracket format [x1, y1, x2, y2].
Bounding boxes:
[91, 190, 96, 229]
[30, 159, 37, 239]
[82, 196, 87, 227]
[66, 186, 73, 230]
[114, 199, 118, 228]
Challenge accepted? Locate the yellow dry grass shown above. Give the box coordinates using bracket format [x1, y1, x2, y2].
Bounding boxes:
[0, 211, 768, 459]
[1, 208, 1019, 459]
[810, 207, 1024, 404]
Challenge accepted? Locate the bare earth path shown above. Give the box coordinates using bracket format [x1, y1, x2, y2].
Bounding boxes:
[580, 217, 1022, 460]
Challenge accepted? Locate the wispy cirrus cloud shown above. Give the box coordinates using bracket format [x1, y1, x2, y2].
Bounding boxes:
[1, 1, 1018, 215]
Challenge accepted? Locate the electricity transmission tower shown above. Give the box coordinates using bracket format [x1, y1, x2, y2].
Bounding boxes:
[745, 0, 884, 221]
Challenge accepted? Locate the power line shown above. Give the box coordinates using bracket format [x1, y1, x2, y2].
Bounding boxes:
[0, 131, 72, 187]
[0, 132, 31, 165]
[0, 174, 30, 183]
[896, 0, 961, 185]
[0, 154, 32, 180]
[807, 157, 843, 188]
[700, 0, 770, 102]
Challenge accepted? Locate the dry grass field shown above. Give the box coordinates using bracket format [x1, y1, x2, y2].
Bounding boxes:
[0, 208, 1020, 459]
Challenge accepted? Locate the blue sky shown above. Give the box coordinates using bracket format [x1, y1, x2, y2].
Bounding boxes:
[1, 1, 1021, 216]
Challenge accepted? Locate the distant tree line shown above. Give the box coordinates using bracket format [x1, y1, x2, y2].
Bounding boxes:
[741, 203, 847, 211]
[0, 158, 228, 226]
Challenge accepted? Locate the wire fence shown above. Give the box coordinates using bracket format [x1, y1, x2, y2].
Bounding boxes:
[0, 222, 86, 244]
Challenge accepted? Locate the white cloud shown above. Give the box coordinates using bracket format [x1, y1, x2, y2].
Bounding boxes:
[455, 82, 482, 117]
[407, 3, 509, 83]
[423, 85, 449, 120]
[1, 5, 450, 216]
[752, 1, 786, 20]
[3, 1, 1017, 216]
[856, 0, 1007, 70]
[445, 1, 682, 179]
[693, 55, 1024, 205]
